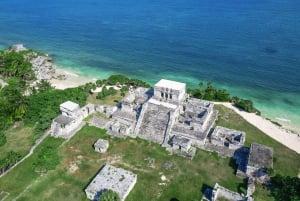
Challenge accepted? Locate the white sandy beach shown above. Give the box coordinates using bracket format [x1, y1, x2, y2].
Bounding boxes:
[50, 68, 95, 89]
[214, 102, 300, 154]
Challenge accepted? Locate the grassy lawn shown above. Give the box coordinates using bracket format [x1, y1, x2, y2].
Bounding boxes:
[86, 91, 124, 105]
[0, 124, 35, 157]
[0, 126, 244, 201]
[0, 105, 299, 201]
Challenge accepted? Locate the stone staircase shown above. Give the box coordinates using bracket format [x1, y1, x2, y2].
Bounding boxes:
[137, 103, 172, 144]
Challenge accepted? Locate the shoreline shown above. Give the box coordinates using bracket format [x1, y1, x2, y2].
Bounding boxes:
[50, 67, 96, 89]
[214, 102, 300, 154]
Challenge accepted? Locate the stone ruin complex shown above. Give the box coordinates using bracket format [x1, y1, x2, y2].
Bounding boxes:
[49, 79, 274, 201]
[107, 79, 219, 154]
[85, 164, 137, 201]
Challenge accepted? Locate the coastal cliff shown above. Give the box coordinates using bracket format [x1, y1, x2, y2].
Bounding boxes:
[9, 44, 65, 83]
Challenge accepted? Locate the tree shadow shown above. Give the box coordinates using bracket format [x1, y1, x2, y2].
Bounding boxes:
[229, 157, 238, 174]
[237, 178, 248, 194]
[201, 183, 213, 200]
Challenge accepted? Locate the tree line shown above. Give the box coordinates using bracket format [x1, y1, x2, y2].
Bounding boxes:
[188, 82, 260, 114]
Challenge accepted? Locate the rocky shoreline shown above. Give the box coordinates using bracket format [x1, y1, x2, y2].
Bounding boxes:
[10, 44, 67, 83]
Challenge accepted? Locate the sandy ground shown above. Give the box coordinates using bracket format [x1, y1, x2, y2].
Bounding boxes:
[214, 102, 300, 154]
[50, 68, 95, 89]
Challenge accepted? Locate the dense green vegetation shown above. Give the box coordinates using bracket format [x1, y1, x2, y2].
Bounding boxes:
[188, 82, 259, 113]
[0, 50, 35, 80]
[25, 87, 88, 137]
[0, 50, 35, 130]
[105, 74, 151, 88]
[269, 175, 300, 201]
[33, 146, 60, 173]
[0, 151, 21, 175]
[95, 74, 150, 100]
[99, 190, 121, 201]
[0, 132, 6, 147]
[96, 87, 117, 99]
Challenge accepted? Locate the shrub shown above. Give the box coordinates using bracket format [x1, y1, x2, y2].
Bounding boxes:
[99, 190, 120, 201]
[0, 132, 7, 147]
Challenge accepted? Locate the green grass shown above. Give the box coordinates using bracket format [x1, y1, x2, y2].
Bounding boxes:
[0, 126, 244, 201]
[0, 137, 63, 200]
[86, 91, 124, 105]
[0, 124, 34, 157]
[0, 105, 299, 201]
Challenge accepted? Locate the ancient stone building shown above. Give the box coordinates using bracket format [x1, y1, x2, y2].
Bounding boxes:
[51, 101, 96, 139]
[210, 126, 246, 150]
[85, 164, 137, 201]
[153, 79, 186, 105]
[246, 143, 273, 178]
[94, 139, 109, 153]
[202, 183, 247, 201]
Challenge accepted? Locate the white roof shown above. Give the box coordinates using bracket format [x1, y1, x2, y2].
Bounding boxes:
[60, 101, 79, 111]
[154, 79, 186, 91]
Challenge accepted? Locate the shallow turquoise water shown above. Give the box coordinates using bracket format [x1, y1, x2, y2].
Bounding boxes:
[0, 0, 299, 130]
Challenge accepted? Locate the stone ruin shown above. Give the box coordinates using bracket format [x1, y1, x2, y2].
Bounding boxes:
[94, 139, 109, 153]
[171, 98, 218, 148]
[9, 44, 56, 82]
[85, 164, 137, 201]
[202, 183, 247, 201]
[51, 101, 96, 139]
[209, 126, 246, 149]
[245, 143, 273, 183]
[204, 126, 246, 157]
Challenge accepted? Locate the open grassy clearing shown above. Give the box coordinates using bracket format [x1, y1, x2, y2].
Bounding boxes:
[0, 126, 244, 201]
[0, 105, 299, 201]
[0, 125, 34, 157]
[86, 91, 124, 105]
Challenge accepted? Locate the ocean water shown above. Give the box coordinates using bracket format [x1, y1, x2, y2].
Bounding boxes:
[0, 0, 300, 130]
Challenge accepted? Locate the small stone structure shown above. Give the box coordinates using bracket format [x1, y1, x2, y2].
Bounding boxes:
[202, 183, 247, 201]
[170, 98, 218, 148]
[10, 44, 27, 52]
[170, 135, 192, 152]
[94, 139, 109, 153]
[208, 126, 246, 152]
[246, 143, 273, 180]
[85, 164, 137, 201]
[51, 101, 96, 139]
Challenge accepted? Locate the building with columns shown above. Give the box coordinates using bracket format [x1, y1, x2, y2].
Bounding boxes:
[153, 79, 186, 105]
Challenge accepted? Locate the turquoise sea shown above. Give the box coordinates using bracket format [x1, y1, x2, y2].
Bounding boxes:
[0, 0, 300, 131]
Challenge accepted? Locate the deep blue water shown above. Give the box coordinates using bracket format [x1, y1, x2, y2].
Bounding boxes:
[0, 0, 300, 129]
